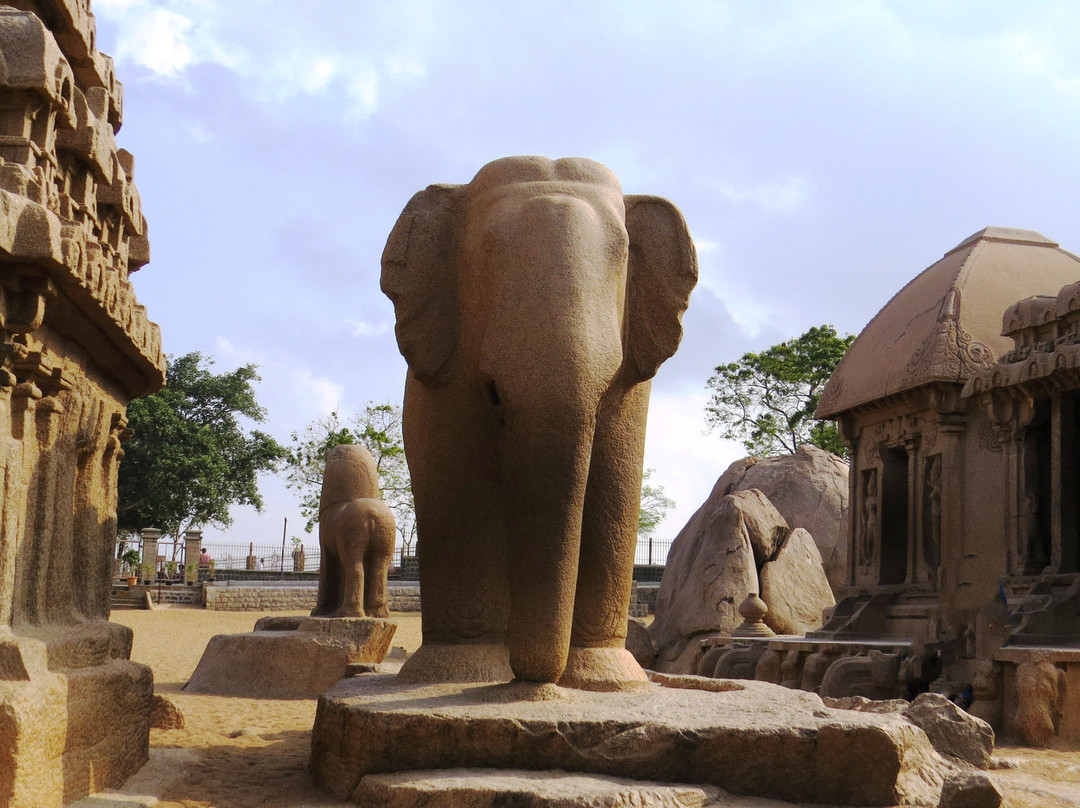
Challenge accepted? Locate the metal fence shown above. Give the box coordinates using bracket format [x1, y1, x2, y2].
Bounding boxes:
[635, 536, 673, 566]
[119, 534, 674, 576]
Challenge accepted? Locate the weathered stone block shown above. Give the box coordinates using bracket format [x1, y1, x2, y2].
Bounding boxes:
[184, 617, 396, 698]
[311, 674, 948, 806]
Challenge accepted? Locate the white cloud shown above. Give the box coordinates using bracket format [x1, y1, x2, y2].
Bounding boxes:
[345, 319, 390, 338]
[94, 1, 431, 119]
[212, 337, 345, 426]
[693, 238, 778, 338]
[642, 387, 743, 560]
[301, 57, 338, 93]
[118, 8, 196, 77]
[999, 30, 1080, 96]
[716, 175, 811, 215]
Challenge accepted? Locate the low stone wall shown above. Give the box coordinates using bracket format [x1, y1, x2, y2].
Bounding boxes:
[202, 581, 652, 616]
[204, 583, 422, 613]
[150, 585, 203, 606]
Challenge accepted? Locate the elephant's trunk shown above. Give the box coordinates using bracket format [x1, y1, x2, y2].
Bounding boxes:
[496, 411, 594, 683]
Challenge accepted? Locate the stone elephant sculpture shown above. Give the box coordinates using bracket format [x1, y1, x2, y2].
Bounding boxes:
[312, 444, 396, 618]
[381, 156, 697, 690]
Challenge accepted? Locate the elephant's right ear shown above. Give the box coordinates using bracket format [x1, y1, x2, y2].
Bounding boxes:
[381, 184, 461, 387]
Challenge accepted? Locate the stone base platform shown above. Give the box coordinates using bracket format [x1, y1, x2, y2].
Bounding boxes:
[310, 672, 951, 806]
[184, 616, 396, 699]
[0, 624, 153, 808]
[352, 768, 824, 807]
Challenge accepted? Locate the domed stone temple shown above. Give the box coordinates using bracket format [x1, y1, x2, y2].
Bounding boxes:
[813, 226, 1080, 742]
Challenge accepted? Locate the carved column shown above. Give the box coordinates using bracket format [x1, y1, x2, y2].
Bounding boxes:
[905, 435, 919, 585]
[1051, 392, 1064, 573]
[939, 418, 965, 598]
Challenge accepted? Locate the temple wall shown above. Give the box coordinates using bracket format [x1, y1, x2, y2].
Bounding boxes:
[0, 1, 163, 804]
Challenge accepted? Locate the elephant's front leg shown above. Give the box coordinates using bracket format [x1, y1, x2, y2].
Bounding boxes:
[560, 382, 651, 692]
[397, 375, 513, 683]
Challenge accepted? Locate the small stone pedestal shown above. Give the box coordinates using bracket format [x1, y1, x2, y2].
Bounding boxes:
[183, 617, 396, 699]
[310, 672, 950, 806]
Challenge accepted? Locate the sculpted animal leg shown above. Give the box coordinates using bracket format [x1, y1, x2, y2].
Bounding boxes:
[311, 526, 337, 617]
[364, 502, 395, 618]
[336, 514, 366, 618]
[561, 382, 650, 691]
[397, 375, 512, 683]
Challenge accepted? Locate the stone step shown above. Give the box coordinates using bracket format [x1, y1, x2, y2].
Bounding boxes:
[353, 768, 810, 807]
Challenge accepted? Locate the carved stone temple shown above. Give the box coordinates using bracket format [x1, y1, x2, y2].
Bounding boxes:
[0, 1, 163, 804]
[691, 227, 1080, 744]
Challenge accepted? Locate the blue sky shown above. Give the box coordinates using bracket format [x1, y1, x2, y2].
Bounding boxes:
[92, 0, 1080, 551]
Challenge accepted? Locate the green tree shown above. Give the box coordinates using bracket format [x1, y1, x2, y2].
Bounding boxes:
[705, 324, 855, 458]
[283, 403, 416, 554]
[638, 467, 674, 542]
[117, 352, 287, 540]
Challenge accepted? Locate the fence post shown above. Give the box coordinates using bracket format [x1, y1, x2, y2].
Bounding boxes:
[184, 529, 203, 583]
[139, 528, 161, 584]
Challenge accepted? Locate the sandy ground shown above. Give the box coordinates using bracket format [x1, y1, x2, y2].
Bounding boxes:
[70, 607, 1080, 808]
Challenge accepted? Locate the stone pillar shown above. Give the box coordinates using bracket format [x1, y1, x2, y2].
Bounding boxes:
[140, 528, 161, 585]
[904, 437, 919, 585]
[184, 529, 203, 584]
[1051, 392, 1063, 572]
[246, 541, 257, 571]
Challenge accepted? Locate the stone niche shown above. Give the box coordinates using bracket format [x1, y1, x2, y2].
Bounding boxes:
[0, 1, 164, 805]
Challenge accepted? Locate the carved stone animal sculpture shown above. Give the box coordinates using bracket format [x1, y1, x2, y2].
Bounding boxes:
[382, 156, 697, 691]
[1013, 658, 1065, 747]
[312, 444, 396, 618]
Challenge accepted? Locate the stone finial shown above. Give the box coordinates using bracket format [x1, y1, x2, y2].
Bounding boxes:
[733, 592, 775, 638]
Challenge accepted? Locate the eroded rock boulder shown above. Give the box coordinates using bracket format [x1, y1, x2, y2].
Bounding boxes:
[903, 693, 994, 769]
[651, 452, 842, 673]
[717, 446, 849, 592]
[625, 618, 656, 670]
[649, 490, 769, 672]
[759, 527, 835, 635]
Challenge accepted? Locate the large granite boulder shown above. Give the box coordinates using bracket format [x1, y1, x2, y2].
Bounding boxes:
[649, 490, 774, 673]
[760, 527, 836, 636]
[718, 446, 849, 592]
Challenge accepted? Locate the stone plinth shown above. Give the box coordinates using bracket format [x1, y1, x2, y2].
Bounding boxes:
[0, 628, 153, 806]
[310, 673, 949, 806]
[355, 770, 747, 807]
[183, 617, 396, 699]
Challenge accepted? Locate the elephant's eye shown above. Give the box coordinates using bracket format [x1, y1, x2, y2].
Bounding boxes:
[485, 379, 501, 407]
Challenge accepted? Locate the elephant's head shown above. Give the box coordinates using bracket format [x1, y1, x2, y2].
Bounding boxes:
[320, 444, 380, 512]
[382, 156, 697, 398]
[382, 156, 697, 685]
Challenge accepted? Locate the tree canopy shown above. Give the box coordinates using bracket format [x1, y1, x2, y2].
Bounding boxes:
[117, 352, 287, 539]
[638, 467, 675, 542]
[705, 324, 855, 457]
[283, 403, 416, 553]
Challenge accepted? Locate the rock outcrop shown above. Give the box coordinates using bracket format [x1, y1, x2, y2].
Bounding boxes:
[713, 446, 849, 590]
[649, 490, 768, 673]
[650, 450, 841, 672]
[759, 527, 835, 636]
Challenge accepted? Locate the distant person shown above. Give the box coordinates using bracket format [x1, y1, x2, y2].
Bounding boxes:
[198, 548, 212, 567]
[255, 557, 264, 571]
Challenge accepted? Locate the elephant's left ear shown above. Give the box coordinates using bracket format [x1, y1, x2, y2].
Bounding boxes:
[623, 195, 699, 383]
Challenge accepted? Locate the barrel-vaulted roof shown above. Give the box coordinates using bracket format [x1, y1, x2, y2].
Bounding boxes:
[816, 227, 1080, 419]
